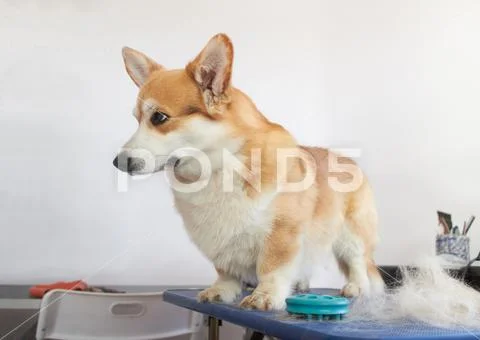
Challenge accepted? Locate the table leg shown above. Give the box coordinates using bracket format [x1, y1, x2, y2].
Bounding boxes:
[249, 330, 265, 340]
[208, 316, 221, 340]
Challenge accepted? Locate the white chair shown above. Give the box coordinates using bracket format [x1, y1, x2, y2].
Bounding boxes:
[36, 289, 204, 340]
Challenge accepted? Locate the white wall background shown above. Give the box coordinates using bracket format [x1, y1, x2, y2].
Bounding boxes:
[1, 0, 479, 287]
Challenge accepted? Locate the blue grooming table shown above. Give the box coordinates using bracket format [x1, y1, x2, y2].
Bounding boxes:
[163, 288, 480, 340]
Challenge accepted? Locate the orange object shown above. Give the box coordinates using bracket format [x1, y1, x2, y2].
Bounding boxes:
[29, 280, 88, 298]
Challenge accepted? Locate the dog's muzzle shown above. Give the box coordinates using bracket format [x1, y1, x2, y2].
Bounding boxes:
[113, 154, 146, 174]
[112, 150, 176, 175]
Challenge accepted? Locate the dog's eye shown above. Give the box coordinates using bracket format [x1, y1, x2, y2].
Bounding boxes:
[150, 112, 169, 125]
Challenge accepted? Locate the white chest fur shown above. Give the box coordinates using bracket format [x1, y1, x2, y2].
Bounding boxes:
[173, 172, 275, 284]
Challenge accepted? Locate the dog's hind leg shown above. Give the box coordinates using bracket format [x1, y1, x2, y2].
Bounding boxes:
[366, 254, 385, 295]
[334, 184, 382, 297]
[334, 227, 371, 297]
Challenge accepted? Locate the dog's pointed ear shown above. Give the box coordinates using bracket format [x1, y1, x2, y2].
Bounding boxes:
[186, 34, 234, 113]
[122, 47, 164, 87]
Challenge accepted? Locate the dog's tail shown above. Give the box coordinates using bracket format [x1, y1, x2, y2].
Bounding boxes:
[348, 257, 480, 328]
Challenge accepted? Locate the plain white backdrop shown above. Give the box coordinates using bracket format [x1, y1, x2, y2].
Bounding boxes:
[1, 0, 479, 288]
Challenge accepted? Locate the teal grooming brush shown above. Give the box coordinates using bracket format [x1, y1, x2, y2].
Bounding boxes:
[285, 294, 350, 320]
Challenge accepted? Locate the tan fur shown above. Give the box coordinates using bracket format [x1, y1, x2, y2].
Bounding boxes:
[118, 33, 383, 310]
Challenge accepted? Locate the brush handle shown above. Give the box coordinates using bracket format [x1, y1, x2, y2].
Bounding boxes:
[465, 216, 476, 235]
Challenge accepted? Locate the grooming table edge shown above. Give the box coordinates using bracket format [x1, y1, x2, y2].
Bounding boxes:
[163, 288, 480, 340]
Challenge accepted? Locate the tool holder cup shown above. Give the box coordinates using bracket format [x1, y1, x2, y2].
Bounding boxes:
[436, 235, 470, 268]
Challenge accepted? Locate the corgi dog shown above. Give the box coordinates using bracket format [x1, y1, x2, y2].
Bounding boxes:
[113, 33, 384, 310]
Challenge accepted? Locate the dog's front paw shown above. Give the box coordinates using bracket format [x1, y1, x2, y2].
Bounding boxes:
[197, 284, 240, 303]
[240, 291, 285, 311]
[340, 282, 363, 297]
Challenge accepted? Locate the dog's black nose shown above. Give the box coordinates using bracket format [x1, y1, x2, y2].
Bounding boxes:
[113, 155, 145, 173]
